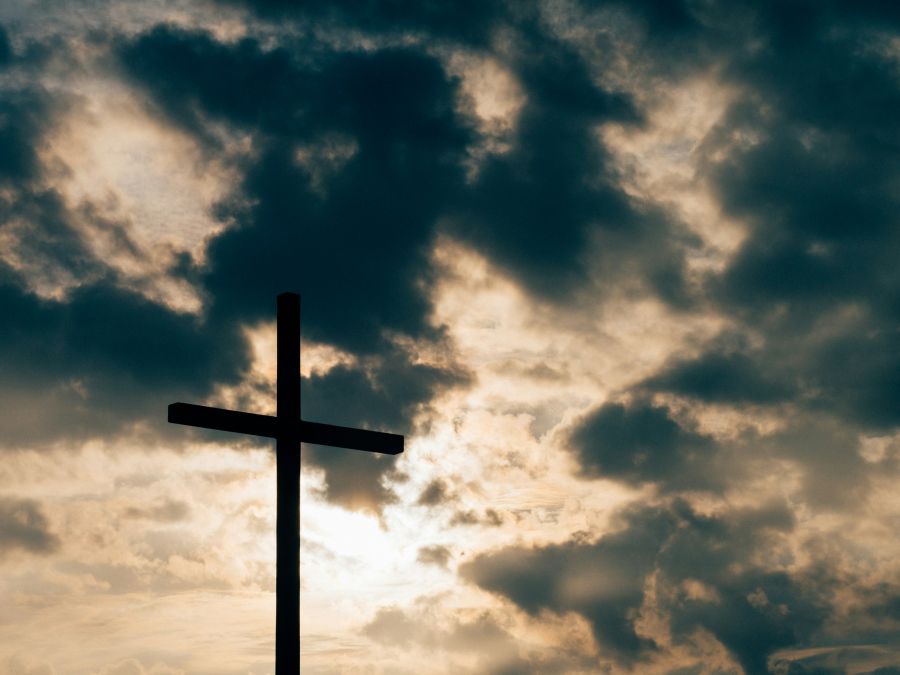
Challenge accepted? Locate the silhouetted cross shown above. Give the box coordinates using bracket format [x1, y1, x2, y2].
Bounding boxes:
[167, 293, 403, 675]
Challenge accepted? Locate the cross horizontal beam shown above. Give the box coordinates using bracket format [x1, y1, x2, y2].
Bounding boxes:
[168, 402, 404, 455]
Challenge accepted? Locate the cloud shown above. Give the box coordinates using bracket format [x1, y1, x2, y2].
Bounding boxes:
[117, 14, 702, 328]
[118, 27, 473, 351]
[0, 25, 12, 65]
[462, 503, 670, 664]
[0, 85, 53, 184]
[362, 601, 549, 673]
[364, 604, 518, 652]
[3, 655, 56, 675]
[300, 349, 468, 513]
[0, 36, 254, 449]
[417, 544, 452, 569]
[449, 509, 504, 528]
[416, 479, 455, 507]
[447, 33, 644, 298]
[461, 498, 830, 673]
[770, 646, 900, 675]
[567, 400, 719, 492]
[692, 2, 900, 434]
[644, 348, 795, 405]
[0, 497, 59, 556]
[216, 0, 507, 47]
[518, 6, 900, 665]
[0, 271, 250, 447]
[122, 499, 191, 523]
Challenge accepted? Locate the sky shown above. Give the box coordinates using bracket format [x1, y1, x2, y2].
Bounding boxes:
[1, 1, 899, 673]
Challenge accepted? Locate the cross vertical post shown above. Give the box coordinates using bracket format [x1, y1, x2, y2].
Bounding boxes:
[276, 292, 300, 675]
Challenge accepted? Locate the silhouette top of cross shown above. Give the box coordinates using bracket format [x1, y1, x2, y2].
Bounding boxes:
[167, 292, 403, 675]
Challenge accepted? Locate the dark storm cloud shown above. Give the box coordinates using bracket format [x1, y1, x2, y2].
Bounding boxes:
[0, 25, 12, 65]
[692, 1, 900, 432]
[802, 328, 900, 431]
[567, 400, 720, 492]
[0, 87, 50, 183]
[300, 353, 465, 437]
[644, 349, 795, 405]
[118, 12, 701, 324]
[118, 27, 472, 351]
[657, 503, 821, 675]
[115, 26, 307, 149]
[221, 0, 507, 47]
[0, 497, 59, 556]
[0, 267, 249, 446]
[443, 20, 701, 305]
[462, 498, 831, 673]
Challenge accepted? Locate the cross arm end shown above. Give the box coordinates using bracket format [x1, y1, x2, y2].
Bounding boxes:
[168, 402, 278, 439]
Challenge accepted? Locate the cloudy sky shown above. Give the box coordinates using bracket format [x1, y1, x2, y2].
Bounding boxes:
[1, 1, 899, 673]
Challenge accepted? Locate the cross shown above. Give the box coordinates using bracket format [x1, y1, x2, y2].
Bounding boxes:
[167, 292, 404, 674]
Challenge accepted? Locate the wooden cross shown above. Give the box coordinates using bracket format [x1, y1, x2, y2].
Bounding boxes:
[167, 292, 404, 674]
